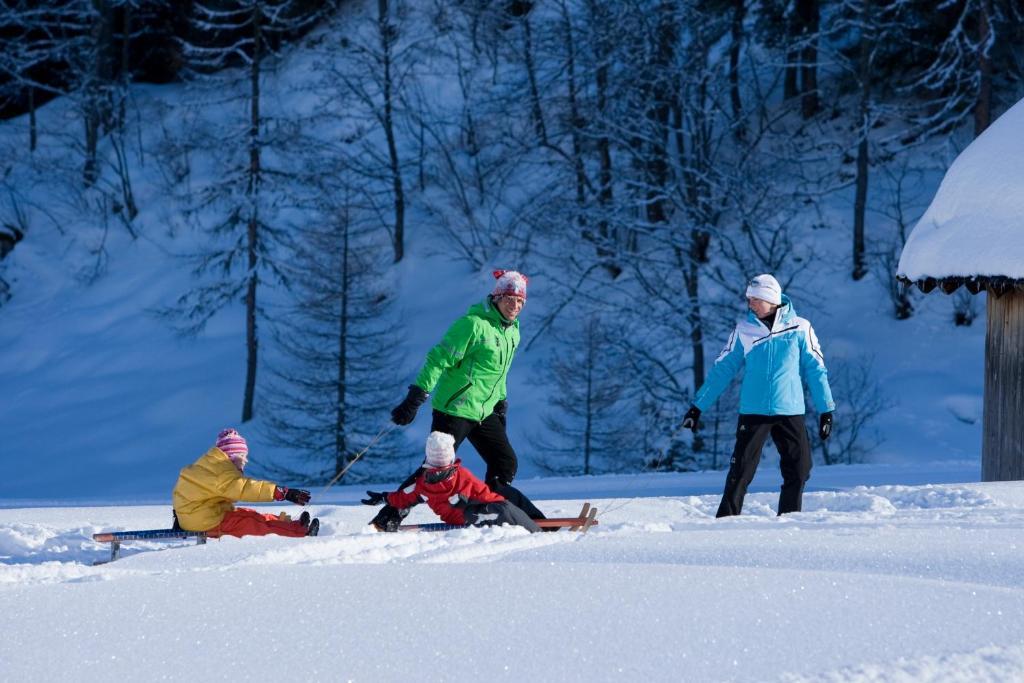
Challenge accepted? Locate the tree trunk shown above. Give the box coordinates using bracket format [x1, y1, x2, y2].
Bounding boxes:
[982, 290, 1024, 481]
[594, 41, 614, 259]
[379, 0, 405, 263]
[118, 4, 132, 129]
[974, 0, 992, 137]
[335, 206, 350, 481]
[783, 3, 798, 100]
[83, 1, 114, 186]
[852, 136, 868, 282]
[29, 87, 36, 152]
[644, 2, 675, 228]
[83, 113, 99, 186]
[784, 49, 798, 100]
[728, 0, 745, 138]
[852, 0, 872, 282]
[521, 14, 547, 144]
[584, 357, 593, 476]
[584, 0, 615, 261]
[685, 251, 706, 454]
[242, 3, 263, 424]
[798, 0, 819, 119]
[560, 4, 587, 239]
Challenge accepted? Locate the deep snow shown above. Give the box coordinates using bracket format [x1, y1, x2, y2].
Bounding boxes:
[1, 468, 1023, 681]
[1, 6, 1021, 681]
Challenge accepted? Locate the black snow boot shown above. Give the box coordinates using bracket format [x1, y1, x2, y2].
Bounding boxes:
[298, 511, 311, 529]
[306, 518, 320, 537]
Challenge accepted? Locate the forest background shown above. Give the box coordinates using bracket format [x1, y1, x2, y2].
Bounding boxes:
[0, 0, 1018, 500]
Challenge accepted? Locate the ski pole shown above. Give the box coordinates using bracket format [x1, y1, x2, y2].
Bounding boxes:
[321, 423, 397, 494]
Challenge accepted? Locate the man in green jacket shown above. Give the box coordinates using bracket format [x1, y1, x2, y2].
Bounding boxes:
[367, 270, 545, 531]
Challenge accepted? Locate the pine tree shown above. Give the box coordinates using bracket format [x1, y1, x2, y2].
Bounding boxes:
[530, 316, 635, 475]
[166, 0, 328, 422]
[258, 182, 410, 484]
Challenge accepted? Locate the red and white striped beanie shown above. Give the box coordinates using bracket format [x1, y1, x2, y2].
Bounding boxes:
[216, 428, 248, 468]
[491, 270, 528, 300]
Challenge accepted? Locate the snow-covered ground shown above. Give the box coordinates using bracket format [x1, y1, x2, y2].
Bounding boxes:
[3, 466, 1023, 682]
[2, 6, 1021, 681]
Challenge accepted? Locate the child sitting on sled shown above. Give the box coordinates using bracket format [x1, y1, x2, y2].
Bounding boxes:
[172, 428, 320, 538]
[362, 432, 541, 532]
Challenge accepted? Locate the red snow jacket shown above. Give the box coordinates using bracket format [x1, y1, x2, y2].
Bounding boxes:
[386, 459, 504, 525]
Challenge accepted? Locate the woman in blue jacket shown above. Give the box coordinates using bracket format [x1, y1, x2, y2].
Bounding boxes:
[681, 274, 835, 517]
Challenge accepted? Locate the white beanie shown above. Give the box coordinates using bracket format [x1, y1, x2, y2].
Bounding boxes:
[745, 274, 782, 305]
[424, 431, 456, 468]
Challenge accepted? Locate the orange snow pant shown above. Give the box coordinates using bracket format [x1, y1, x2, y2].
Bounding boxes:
[208, 507, 308, 539]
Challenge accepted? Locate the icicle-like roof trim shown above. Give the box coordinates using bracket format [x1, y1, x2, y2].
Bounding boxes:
[897, 275, 1024, 298]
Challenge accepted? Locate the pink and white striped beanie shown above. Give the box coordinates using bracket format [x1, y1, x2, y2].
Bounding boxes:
[491, 270, 528, 300]
[216, 428, 249, 469]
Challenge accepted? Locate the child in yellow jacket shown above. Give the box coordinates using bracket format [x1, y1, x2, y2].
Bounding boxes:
[172, 428, 318, 538]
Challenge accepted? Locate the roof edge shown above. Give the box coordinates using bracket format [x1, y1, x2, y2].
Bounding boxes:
[897, 275, 1024, 298]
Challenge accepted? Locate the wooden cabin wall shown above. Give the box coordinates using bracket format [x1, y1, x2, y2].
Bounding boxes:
[983, 289, 1024, 481]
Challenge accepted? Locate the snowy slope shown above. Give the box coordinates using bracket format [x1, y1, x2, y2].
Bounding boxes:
[2, 472, 1023, 681]
[0, 85, 988, 500]
[0, 7, 990, 498]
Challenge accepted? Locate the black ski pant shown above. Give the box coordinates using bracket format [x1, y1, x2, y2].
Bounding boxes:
[715, 413, 812, 518]
[431, 410, 518, 487]
[370, 410, 545, 530]
[464, 501, 541, 533]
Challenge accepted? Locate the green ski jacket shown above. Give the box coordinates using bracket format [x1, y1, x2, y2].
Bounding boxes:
[414, 297, 520, 421]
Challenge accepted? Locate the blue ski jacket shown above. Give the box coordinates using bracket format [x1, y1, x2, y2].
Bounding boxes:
[694, 295, 835, 416]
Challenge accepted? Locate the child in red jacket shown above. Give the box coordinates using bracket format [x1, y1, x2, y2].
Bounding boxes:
[363, 432, 540, 532]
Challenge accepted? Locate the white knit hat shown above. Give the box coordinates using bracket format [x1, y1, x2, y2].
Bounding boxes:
[424, 431, 456, 468]
[745, 274, 782, 305]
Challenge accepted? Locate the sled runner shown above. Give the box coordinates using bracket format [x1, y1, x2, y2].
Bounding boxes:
[396, 503, 599, 533]
[91, 529, 207, 565]
[93, 513, 318, 565]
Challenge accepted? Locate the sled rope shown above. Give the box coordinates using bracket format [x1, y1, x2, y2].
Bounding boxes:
[594, 420, 692, 517]
[321, 424, 397, 494]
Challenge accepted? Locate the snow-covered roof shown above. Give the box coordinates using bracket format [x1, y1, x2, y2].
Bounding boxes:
[898, 96, 1024, 288]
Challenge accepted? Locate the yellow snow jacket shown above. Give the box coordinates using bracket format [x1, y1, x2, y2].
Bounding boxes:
[172, 447, 278, 531]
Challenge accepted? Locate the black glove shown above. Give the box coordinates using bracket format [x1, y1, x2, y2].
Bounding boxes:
[819, 412, 833, 441]
[681, 405, 701, 433]
[391, 385, 429, 425]
[285, 488, 311, 505]
[370, 504, 411, 532]
[361, 490, 389, 506]
[492, 399, 508, 426]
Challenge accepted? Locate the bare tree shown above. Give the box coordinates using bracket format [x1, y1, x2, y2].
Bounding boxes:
[0, 1, 118, 180]
[871, 156, 934, 320]
[312, 1, 413, 264]
[899, 0, 1014, 141]
[808, 356, 893, 465]
[403, 6, 541, 269]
